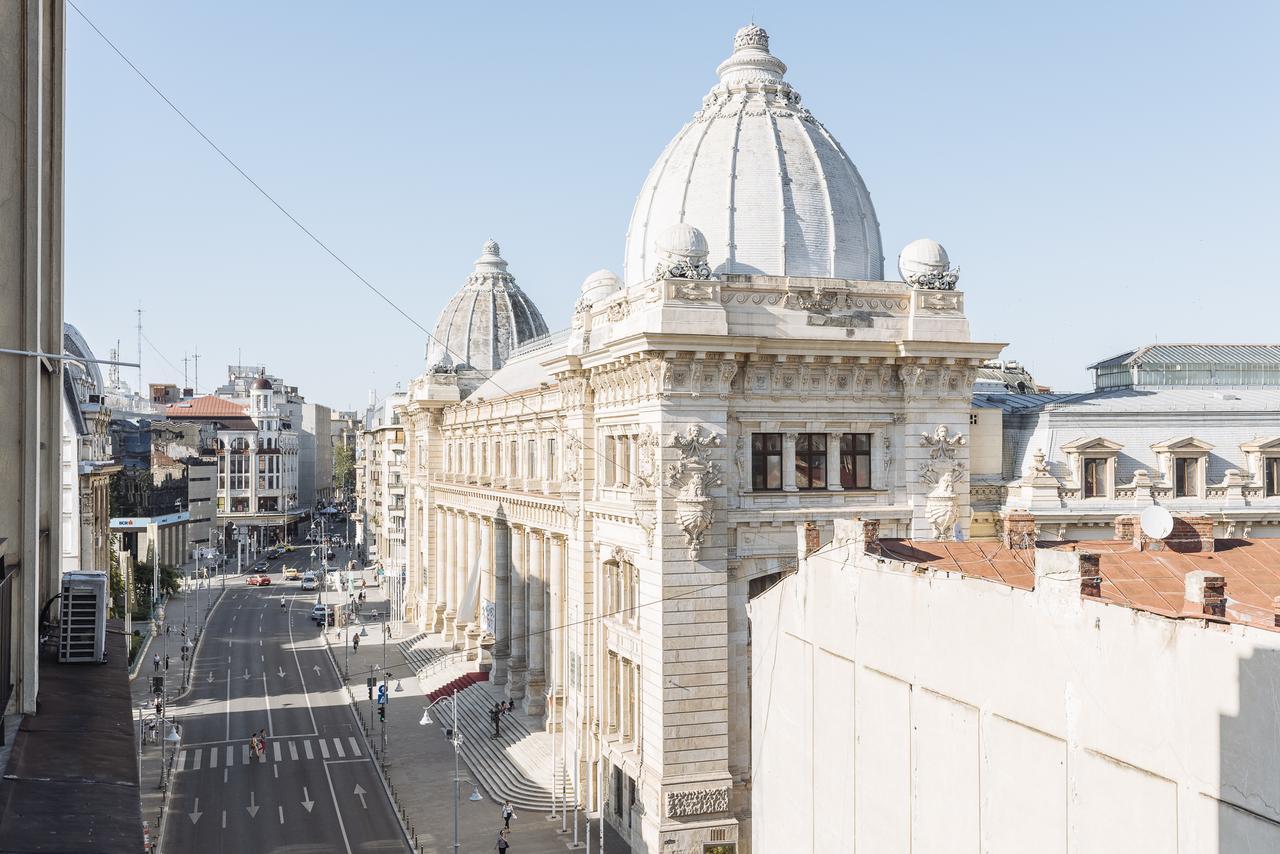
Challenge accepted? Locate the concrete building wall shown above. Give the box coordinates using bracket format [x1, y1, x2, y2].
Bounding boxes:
[750, 533, 1280, 853]
[0, 0, 65, 715]
[299, 403, 333, 506]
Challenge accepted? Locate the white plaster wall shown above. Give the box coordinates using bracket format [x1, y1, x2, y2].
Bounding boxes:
[750, 541, 1280, 853]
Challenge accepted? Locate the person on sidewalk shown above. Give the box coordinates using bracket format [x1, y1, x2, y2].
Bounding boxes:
[353, 634, 360, 653]
[153, 653, 161, 672]
[496, 828, 510, 851]
[501, 801, 516, 829]
[490, 703, 502, 738]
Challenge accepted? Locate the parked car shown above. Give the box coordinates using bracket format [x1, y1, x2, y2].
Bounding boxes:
[282, 567, 301, 581]
[246, 574, 271, 586]
[311, 603, 334, 625]
[300, 572, 318, 591]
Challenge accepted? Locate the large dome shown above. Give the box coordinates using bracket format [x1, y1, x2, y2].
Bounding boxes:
[623, 25, 883, 284]
[427, 240, 549, 381]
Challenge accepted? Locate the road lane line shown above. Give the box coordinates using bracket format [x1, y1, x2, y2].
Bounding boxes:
[347, 737, 361, 756]
[278, 805, 284, 824]
[192, 750, 202, 771]
[273, 741, 282, 762]
[209, 747, 216, 768]
[177, 750, 187, 771]
[223, 768, 228, 784]
[319, 739, 330, 759]
[262, 673, 274, 737]
[288, 741, 298, 761]
[226, 745, 233, 767]
[224, 668, 232, 742]
[273, 764, 279, 779]
[321, 761, 355, 854]
[332, 738, 345, 758]
[303, 740, 313, 760]
[286, 590, 320, 734]
[241, 744, 250, 765]
[221, 810, 226, 829]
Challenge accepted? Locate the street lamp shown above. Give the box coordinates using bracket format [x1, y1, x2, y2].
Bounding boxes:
[162, 723, 181, 791]
[420, 690, 481, 854]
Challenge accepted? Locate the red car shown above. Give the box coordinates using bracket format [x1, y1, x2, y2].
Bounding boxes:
[246, 574, 271, 586]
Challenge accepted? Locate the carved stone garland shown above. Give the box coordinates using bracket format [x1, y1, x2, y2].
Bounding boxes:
[665, 426, 722, 560]
[666, 786, 731, 818]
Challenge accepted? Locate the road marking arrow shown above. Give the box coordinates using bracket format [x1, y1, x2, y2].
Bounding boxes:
[353, 784, 367, 809]
[301, 787, 314, 813]
[243, 669, 251, 681]
[313, 665, 322, 676]
[277, 666, 286, 678]
[206, 672, 214, 684]
[246, 791, 260, 818]
[189, 797, 202, 825]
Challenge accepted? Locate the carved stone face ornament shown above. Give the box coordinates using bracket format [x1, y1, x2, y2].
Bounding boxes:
[665, 426, 722, 560]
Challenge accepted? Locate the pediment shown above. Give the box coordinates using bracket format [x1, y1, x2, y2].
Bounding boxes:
[1240, 436, 1280, 453]
[1151, 436, 1215, 453]
[1061, 436, 1124, 454]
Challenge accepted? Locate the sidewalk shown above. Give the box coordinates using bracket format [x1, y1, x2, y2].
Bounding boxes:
[324, 584, 589, 854]
[129, 576, 227, 850]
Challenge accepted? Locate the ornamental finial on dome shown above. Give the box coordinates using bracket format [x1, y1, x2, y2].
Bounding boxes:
[483, 239, 500, 256]
[473, 238, 509, 274]
[733, 23, 769, 52]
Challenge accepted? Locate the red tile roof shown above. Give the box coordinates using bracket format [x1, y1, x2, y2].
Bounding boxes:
[879, 538, 1280, 633]
[164, 395, 245, 418]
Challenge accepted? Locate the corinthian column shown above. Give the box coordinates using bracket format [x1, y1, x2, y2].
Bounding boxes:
[492, 520, 511, 685]
[507, 525, 528, 701]
[443, 510, 458, 641]
[523, 529, 547, 716]
[463, 514, 479, 652]
[433, 506, 447, 632]
[548, 534, 566, 727]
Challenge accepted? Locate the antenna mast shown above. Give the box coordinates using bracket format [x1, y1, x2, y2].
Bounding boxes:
[136, 306, 143, 393]
[193, 346, 200, 394]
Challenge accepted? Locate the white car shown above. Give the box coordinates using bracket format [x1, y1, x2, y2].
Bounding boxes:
[300, 572, 318, 591]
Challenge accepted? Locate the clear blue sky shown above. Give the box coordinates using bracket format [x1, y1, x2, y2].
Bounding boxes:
[66, 1, 1280, 410]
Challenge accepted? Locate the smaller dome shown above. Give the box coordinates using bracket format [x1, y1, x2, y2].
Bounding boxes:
[656, 223, 709, 263]
[251, 377, 272, 391]
[580, 269, 622, 305]
[898, 238, 959, 289]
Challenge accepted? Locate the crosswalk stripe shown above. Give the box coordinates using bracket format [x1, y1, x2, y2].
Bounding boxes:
[318, 739, 330, 759]
[177, 750, 187, 772]
[347, 737, 361, 756]
[192, 750, 202, 771]
[241, 744, 251, 765]
[273, 741, 282, 762]
[226, 746, 234, 767]
[209, 747, 217, 768]
[332, 738, 345, 758]
[303, 740, 314, 760]
[288, 741, 298, 761]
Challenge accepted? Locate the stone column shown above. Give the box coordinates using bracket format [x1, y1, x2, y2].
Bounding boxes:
[548, 534, 566, 727]
[433, 506, 447, 632]
[443, 509, 458, 640]
[507, 525, 528, 701]
[492, 520, 511, 685]
[782, 432, 799, 492]
[464, 514, 480, 652]
[523, 529, 547, 716]
[827, 431, 844, 491]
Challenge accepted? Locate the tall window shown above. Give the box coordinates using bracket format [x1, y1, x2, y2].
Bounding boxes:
[1082, 458, 1107, 498]
[1175, 457, 1198, 497]
[509, 440, 518, 477]
[527, 439, 537, 479]
[547, 438, 557, 480]
[840, 433, 872, 489]
[751, 433, 783, 490]
[1266, 457, 1280, 497]
[795, 433, 827, 489]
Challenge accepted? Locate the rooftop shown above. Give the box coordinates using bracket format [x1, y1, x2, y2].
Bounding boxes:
[878, 538, 1280, 633]
[1089, 344, 1280, 370]
[164, 394, 246, 419]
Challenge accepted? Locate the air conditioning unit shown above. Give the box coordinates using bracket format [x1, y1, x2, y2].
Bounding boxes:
[59, 571, 108, 663]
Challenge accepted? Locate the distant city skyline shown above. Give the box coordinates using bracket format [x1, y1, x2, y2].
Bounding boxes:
[65, 1, 1280, 408]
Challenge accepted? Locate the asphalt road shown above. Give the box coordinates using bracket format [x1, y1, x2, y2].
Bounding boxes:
[162, 548, 408, 853]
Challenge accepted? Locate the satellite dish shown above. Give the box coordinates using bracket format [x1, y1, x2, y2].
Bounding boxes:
[1140, 506, 1174, 539]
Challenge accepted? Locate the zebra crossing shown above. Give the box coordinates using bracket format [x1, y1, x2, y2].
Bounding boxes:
[175, 736, 362, 772]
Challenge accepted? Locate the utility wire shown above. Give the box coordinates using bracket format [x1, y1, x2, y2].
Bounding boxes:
[141, 330, 183, 382]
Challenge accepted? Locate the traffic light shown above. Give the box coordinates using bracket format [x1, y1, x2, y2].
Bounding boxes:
[378, 706, 385, 722]
[151, 675, 163, 695]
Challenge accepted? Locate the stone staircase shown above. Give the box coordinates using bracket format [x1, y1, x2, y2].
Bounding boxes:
[397, 630, 452, 675]
[425, 679, 569, 812]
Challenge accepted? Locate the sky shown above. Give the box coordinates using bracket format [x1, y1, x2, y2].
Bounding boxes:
[65, 0, 1280, 410]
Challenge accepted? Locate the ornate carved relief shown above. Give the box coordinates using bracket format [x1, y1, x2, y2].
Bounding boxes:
[635, 429, 660, 490]
[665, 787, 731, 818]
[908, 268, 960, 290]
[926, 473, 960, 540]
[665, 426, 722, 560]
[919, 425, 967, 487]
[656, 258, 714, 282]
[605, 298, 630, 322]
[670, 278, 715, 300]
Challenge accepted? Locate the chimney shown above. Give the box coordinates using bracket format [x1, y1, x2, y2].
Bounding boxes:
[1078, 552, 1102, 598]
[799, 521, 821, 558]
[833, 516, 880, 558]
[1002, 511, 1037, 550]
[1274, 597, 1280, 629]
[1184, 571, 1227, 619]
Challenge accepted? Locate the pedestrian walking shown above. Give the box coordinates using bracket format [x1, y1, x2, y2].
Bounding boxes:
[501, 800, 517, 829]
[496, 828, 510, 851]
[153, 653, 161, 672]
[353, 634, 360, 652]
[490, 703, 502, 738]
[165, 654, 171, 671]
[257, 729, 268, 760]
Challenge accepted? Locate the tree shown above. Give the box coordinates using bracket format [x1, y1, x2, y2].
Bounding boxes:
[334, 444, 356, 492]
